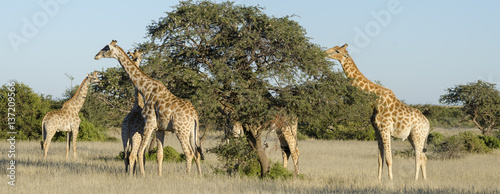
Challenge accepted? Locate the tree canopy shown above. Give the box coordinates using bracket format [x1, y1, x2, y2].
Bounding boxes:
[135, 0, 374, 176]
[440, 80, 500, 135]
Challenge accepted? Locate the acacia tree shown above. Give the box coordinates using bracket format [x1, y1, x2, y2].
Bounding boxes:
[138, 1, 373, 176]
[440, 80, 500, 135]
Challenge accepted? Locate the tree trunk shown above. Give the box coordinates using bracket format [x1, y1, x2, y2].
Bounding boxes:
[243, 124, 270, 177]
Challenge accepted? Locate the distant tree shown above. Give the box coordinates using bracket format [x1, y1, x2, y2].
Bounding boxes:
[440, 80, 500, 135]
[139, 0, 373, 177]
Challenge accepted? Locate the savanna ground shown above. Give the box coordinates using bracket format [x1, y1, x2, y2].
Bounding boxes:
[2, 127, 499, 193]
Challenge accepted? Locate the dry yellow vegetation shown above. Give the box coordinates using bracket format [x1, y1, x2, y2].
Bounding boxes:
[2, 130, 499, 193]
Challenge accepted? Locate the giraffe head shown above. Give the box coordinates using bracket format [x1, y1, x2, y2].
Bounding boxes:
[325, 44, 349, 62]
[87, 71, 100, 84]
[127, 50, 143, 67]
[94, 40, 119, 60]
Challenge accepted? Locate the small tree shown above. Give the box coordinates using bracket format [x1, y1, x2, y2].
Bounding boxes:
[440, 80, 500, 135]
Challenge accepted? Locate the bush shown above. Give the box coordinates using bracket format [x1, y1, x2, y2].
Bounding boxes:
[207, 137, 257, 176]
[116, 146, 185, 162]
[459, 132, 490, 153]
[427, 135, 464, 160]
[427, 132, 445, 145]
[478, 135, 500, 149]
[266, 162, 295, 180]
[208, 137, 295, 179]
[300, 123, 375, 141]
[147, 146, 185, 162]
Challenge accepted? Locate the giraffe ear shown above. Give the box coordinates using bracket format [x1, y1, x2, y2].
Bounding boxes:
[86, 73, 90, 77]
[93, 71, 98, 76]
[341, 44, 348, 51]
[110, 40, 117, 46]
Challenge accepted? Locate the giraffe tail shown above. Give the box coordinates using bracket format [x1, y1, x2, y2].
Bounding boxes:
[191, 119, 205, 160]
[40, 116, 47, 151]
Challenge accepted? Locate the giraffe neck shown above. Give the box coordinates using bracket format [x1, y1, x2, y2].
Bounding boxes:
[63, 77, 91, 111]
[339, 55, 391, 96]
[133, 88, 145, 109]
[113, 46, 156, 96]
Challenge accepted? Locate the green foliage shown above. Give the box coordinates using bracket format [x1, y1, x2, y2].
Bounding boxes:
[146, 146, 185, 162]
[427, 131, 445, 145]
[300, 123, 375, 141]
[427, 134, 464, 160]
[458, 132, 490, 153]
[266, 162, 294, 180]
[0, 82, 52, 140]
[207, 137, 295, 179]
[208, 137, 257, 176]
[440, 80, 500, 135]
[426, 131, 500, 160]
[478, 135, 500, 149]
[116, 146, 184, 162]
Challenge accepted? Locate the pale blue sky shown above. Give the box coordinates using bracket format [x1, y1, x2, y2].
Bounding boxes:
[2, 0, 499, 104]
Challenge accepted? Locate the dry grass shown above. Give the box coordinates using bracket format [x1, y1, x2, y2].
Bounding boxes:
[2, 131, 499, 193]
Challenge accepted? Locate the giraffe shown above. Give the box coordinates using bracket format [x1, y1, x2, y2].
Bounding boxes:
[123, 50, 160, 176]
[94, 40, 203, 176]
[269, 114, 300, 176]
[121, 50, 146, 175]
[325, 44, 430, 181]
[40, 71, 100, 158]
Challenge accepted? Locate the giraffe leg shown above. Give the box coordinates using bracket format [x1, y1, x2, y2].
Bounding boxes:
[381, 131, 393, 181]
[124, 138, 130, 173]
[155, 131, 165, 177]
[409, 133, 428, 180]
[293, 146, 300, 175]
[129, 132, 141, 176]
[138, 116, 156, 176]
[195, 148, 202, 175]
[283, 129, 299, 176]
[72, 129, 78, 158]
[288, 143, 299, 176]
[281, 146, 290, 169]
[122, 126, 130, 173]
[176, 131, 194, 174]
[374, 128, 385, 181]
[66, 132, 71, 159]
[43, 130, 56, 158]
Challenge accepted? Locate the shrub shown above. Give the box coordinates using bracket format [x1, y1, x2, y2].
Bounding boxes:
[427, 135, 464, 160]
[266, 162, 295, 180]
[208, 137, 295, 179]
[116, 146, 184, 162]
[427, 131, 445, 145]
[458, 132, 490, 153]
[146, 146, 185, 162]
[207, 137, 257, 176]
[478, 135, 500, 149]
[300, 123, 375, 141]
